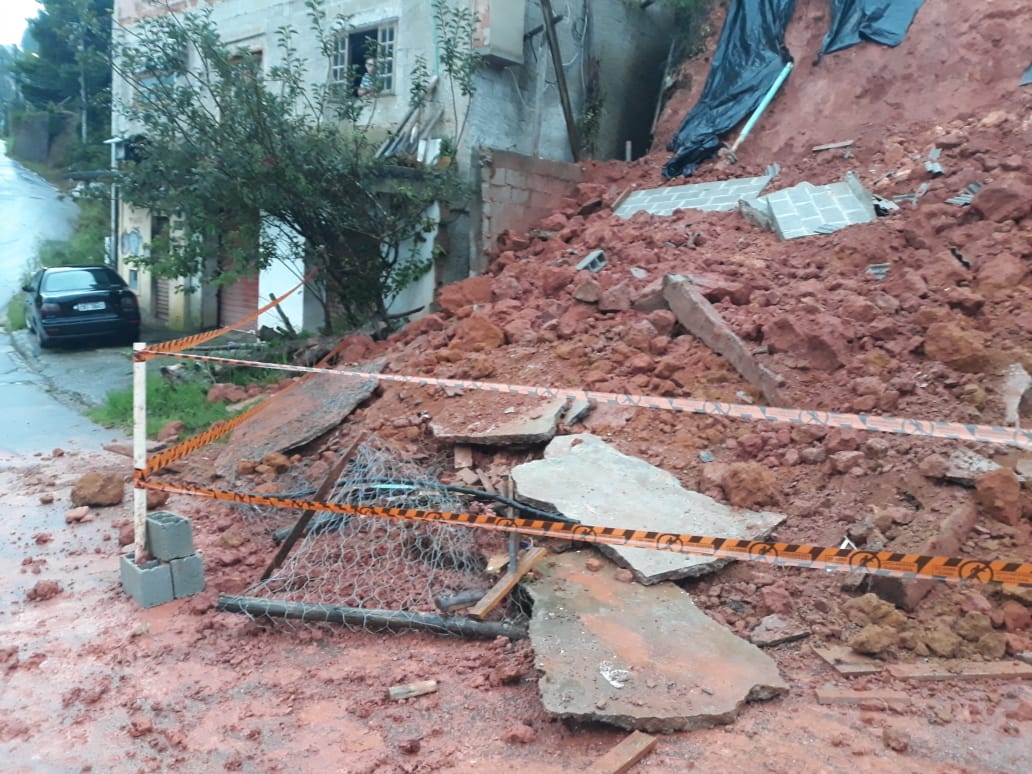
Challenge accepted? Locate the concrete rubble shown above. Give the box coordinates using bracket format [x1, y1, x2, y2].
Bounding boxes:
[527, 550, 787, 732]
[662, 273, 783, 405]
[430, 396, 569, 446]
[512, 433, 785, 584]
[614, 168, 777, 219]
[742, 172, 876, 239]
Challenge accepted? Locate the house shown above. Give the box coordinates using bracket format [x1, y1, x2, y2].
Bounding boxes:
[110, 0, 676, 334]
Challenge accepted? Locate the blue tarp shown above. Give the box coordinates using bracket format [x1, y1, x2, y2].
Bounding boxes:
[821, 0, 925, 55]
[662, 0, 796, 179]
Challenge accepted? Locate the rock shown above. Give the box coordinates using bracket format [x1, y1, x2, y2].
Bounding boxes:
[598, 282, 632, 313]
[922, 321, 990, 373]
[26, 580, 63, 602]
[449, 316, 505, 352]
[750, 615, 811, 647]
[975, 468, 1022, 525]
[573, 276, 601, 303]
[1002, 601, 1032, 632]
[39, 493, 54, 505]
[975, 632, 1007, 660]
[436, 275, 494, 315]
[64, 506, 90, 524]
[146, 489, 170, 510]
[118, 524, 134, 547]
[720, 462, 779, 509]
[759, 583, 793, 615]
[829, 451, 865, 474]
[955, 612, 994, 642]
[850, 624, 898, 655]
[918, 453, 948, 479]
[763, 314, 850, 371]
[970, 173, 1032, 223]
[882, 726, 910, 753]
[156, 420, 185, 442]
[71, 472, 124, 507]
[501, 723, 536, 744]
[920, 624, 961, 658]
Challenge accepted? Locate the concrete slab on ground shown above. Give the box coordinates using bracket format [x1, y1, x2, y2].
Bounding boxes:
[748, 172, 875, 240]
[512, 434, 785, 584]
[614, 171, 776, 219]
[430, 396, 568, 446]
[527, 550, 788, 732]
[214, 360, 383, 479]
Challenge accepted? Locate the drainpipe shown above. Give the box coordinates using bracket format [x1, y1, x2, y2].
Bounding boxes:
[729, 61, 794, 155]
[103, 136, 124, 270]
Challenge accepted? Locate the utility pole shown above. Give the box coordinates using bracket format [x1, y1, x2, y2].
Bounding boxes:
[539, 0, 580, 162]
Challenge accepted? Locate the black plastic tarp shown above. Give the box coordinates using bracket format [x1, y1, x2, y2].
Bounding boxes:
[662, 0, 796, 179]
[820, 0, 925, 55]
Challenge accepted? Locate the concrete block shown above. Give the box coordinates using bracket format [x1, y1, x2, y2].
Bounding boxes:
[120, 554, 174, 608]
[146, 510, 195, 561]
[170, 553, 206, 599]
[576, 250, 606, 273]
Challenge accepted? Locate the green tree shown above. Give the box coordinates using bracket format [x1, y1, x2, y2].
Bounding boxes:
[15, 0, 112, 145]
[114, 0, 464, 333]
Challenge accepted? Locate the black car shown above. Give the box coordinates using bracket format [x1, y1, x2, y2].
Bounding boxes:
[23, 266, 141, 348]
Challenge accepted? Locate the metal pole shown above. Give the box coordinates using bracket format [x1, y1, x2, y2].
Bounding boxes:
[132, 342, 148, 561]
[539, 0, 581, 161]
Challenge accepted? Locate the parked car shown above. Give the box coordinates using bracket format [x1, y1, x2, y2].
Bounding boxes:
[22, 266, 141, 348]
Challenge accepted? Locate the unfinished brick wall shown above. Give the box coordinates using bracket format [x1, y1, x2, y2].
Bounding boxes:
[475, 148, 583, 273]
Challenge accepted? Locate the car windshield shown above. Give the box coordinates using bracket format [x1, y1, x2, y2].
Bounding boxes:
[41, 269, 121, 293]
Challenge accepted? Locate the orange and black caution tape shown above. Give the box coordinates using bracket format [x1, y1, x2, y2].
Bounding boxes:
[134, 475, 1032, 588]
[136, 350, 1032, 450]
[134, 270, 316, 361]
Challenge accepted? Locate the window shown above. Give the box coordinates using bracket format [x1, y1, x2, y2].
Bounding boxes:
[330, 22, 397, 96]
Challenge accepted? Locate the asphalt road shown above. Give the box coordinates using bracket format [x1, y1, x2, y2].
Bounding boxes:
[0, 152, 130, 455]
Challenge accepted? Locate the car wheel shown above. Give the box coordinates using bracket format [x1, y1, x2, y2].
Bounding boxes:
[37, 329, 54, 349]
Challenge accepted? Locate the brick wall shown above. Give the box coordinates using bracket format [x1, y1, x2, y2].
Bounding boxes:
[475, 147, 583, 273]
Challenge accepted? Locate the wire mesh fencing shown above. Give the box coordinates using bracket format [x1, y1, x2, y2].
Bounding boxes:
[234, 440, 525, 635]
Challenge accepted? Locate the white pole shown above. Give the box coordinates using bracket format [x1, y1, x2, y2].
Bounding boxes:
[132, 342, 148, 561]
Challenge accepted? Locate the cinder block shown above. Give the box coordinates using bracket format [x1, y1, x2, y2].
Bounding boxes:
[146, 511, 195, 561]
[170, 553, 206, 599]
[120, 555, 174, 608]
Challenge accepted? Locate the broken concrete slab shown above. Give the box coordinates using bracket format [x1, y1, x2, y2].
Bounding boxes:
[887, 660, 1032, 681]
[1003, 363, 1031, 427]
[663, 274, 783, 405]
[749, 614, 811, 647]
[528, 550, 787, 732]
[815, 687, 910, 708]
[430, 395, 568, 446]
[748, 172, 875, 240]
[812, 644, 884, 676]
[944, 448, 1003, 486]
[562, 397, 593, 427]
[215, 361, 383, 479]
[512, 434, 786, 584]
[614, 171, 776, 219]
[869, 502, 978, 611]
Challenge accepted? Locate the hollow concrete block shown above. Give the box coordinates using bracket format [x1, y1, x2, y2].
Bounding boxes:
[120, 555, 174, 608]
[146, 511, 195, 561]
[170, 553, 206, 599]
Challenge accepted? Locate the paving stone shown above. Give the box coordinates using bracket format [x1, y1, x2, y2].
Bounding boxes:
[512, 434, 785, 584]
[528, 550, 788, 732]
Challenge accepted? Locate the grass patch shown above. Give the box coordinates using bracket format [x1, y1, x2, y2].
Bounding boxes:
[6, 295, 27, 331]
[88, 376, 237, 437]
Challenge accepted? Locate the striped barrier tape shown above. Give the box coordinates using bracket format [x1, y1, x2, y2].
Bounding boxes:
[135, 349, 1032, 450]
[134, 475, 1032, 587]
[135, 270, 315, 360]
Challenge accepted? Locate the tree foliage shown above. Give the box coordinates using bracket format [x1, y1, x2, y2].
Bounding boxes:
[14, 0, 112, 143]
[114, 0, 467, 333]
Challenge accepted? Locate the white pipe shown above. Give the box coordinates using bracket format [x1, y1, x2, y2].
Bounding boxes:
[132, 341, 148, 561]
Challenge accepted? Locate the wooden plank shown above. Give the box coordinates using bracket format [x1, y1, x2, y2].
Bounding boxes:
[387, 679, 438, 700]
[812, 139, 855, 152]
[815, 687, 911, 708]
[812, 644, 884, 676]
[587, 730, 658, 774]
[887, 660, 1032, 682]
[476, 469, 497, 494]
[467, 547, 547, 620]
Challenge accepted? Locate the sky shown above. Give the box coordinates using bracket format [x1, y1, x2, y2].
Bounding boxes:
[1, 0, 42, 48]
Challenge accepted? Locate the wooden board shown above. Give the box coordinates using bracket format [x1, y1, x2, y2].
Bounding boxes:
[467, 547, 547, 620]
[812, 139, 855, 152]
[387, 679, 438, 700]
[587, 730, 657, 774]
[815, 687, 911, 707]
[887, 660, 1032, 682]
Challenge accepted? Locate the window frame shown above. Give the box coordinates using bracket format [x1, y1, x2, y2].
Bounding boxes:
[329, 21, 398, 96]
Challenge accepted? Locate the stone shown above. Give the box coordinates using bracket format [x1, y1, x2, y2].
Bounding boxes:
[762, 313, 849, 371]
[156, 420, 185, 442]
[1001, 601, 1032, 633]
[945, 448, 1002, 486]
[528, 551, 787, 732]
[970, 173, 1032, 223]
[850, 624, 898, 655]
[720, 463, 779, 509]
[882, 726, 910, 753]
[598, 282, 633, 313]
[431, 396, 568, 447]
[436, 275, 494, 315]
[975, 468, 1022, 525]
[71, 471, 124, 507]
[922, 321, 990, 373]
[749, 615, 811, 647]
[449, 315, 505, 351]
[64, 506, 90, 524]
[513, 434, 785, 584]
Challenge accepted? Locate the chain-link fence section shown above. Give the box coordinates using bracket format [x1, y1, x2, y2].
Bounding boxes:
[235, 440, 524, 634]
